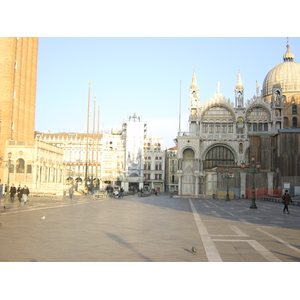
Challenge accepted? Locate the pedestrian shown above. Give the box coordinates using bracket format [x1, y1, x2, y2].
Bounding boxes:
[282, 189, 293, 214]
[84, 186, 88, 195]
[69, 186, 74, 199]
[22, 185, 30, 205]
[118, 187, 124, 198]
[17, 185, 23, 204]
[10, 184, 17, 203]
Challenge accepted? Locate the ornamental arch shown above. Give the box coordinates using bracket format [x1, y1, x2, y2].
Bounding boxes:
[181, 147, 196, 196]
[203, 145, 236, 170]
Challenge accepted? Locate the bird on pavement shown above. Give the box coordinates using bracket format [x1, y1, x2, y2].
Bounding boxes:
[192, 246, 197, 254]
[41, 216, 46, 220]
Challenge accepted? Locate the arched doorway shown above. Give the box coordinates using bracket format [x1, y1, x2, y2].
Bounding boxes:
[204, 145, 236, 196]
[204, 146, 235, 169]
[182, 148, 195, 196]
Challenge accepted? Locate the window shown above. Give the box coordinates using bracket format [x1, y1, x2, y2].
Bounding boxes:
[258, 123, 262, 131]
[292, 117, 297, 127]
[16, 158, 25, 173]
[27, 165, 32, 173]
[9, 164, 14, 173]
[292, 105, 297, 115]
[222, 124, 227, 133]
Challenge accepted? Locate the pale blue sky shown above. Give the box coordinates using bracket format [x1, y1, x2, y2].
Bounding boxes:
[35, 37, 300, 148]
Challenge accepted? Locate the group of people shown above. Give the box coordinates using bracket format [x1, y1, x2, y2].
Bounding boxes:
[9, 184, 30, 204]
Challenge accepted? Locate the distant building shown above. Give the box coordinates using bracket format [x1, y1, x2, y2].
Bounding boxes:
[34, 113, 165, 193]
[165, 146, 178, 192]
[143, 137, 165, 192]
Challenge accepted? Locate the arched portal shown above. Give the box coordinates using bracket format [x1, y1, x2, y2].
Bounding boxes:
[204, 146, 235, 169]
[182, 148, 195, 195]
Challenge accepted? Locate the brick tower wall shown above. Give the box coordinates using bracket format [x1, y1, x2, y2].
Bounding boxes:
[0, 37, 39, 157]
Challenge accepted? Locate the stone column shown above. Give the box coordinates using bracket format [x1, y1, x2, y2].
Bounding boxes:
[194, 173, 200, 196]
[178, 172, 182, 195]
[267, 172, 274, 196]
[240, 171, 246, 198]
[124, 181, 129, 192]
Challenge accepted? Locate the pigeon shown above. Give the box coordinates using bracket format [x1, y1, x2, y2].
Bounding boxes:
[41, 216, 46, 220]
[192, 246, 197, 254]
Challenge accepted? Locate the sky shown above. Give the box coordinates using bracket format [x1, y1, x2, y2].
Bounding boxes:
[35, 37, 300, 148]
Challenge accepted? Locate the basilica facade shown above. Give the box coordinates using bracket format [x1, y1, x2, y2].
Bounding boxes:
[176, 41, 300, 198]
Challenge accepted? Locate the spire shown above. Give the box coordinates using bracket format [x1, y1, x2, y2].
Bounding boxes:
[235, 69, 244, 107]
[216, 80, 220, 94]
[236, 69, 243, 89]
[283, 38, 294, 62]
[189, 70, 200, 114]
[256, 80, 260, 97]
[190, 70, 198, 90]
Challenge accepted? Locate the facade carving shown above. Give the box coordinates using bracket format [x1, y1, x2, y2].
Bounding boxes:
[176, 41, 300, 198]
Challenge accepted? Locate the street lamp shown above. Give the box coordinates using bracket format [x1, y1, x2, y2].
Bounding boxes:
[221, 168, 233, 201]
[6, 152, 12, 201]
[241, 154, 260, 209]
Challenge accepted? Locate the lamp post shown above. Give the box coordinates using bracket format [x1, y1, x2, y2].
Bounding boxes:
[221, 168, 233, 201]
[241, 154, 260, 209]
[6, 152, 12, 202]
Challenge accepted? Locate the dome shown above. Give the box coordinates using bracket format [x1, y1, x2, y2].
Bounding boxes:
[262, 42, 300, 97]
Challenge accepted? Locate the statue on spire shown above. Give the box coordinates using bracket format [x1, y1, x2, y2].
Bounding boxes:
[189, 70, 200, 116]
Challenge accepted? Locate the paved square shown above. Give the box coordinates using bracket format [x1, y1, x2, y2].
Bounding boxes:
[0, 193, 299, 262]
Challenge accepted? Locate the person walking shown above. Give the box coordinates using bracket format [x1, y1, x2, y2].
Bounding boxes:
[10, 184, 17, 203]
[282, 189, 293, 214]
[118, 187, 124, 198]
[17, 185, 23, 204]
[22, 185, 30, 205]
[69, 186, 74, 199]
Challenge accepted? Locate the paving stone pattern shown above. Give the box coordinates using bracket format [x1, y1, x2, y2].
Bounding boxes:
[0, 194, 299, 262]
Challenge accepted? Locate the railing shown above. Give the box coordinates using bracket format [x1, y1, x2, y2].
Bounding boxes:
[177, 132, 248, 140]
[260, 197, 300, 206]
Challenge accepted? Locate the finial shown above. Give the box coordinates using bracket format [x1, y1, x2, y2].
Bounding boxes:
[283, 38, 294, 62]
[216, 81, 220, 94]
[256, 80, 260, 96]
[236, 69, 243, 89]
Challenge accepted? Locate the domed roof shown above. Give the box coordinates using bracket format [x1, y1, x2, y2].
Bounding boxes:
[262, 42, 300, 97]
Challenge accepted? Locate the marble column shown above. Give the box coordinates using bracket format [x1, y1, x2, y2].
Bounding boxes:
[240, 172, 246, 198]
[267, 172, 274, 196]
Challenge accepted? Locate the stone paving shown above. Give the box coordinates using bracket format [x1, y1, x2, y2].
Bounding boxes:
[0, 193, 299, 262]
